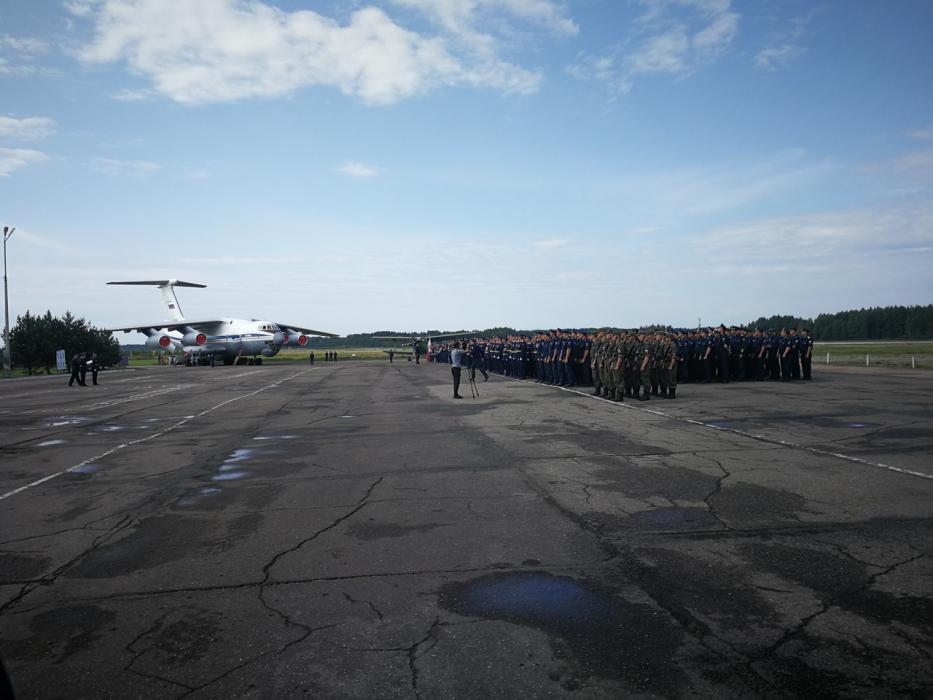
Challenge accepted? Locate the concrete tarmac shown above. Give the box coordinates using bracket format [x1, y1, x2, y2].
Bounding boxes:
[0, 361, 931, 698]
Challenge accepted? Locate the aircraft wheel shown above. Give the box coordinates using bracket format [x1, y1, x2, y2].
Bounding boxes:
[247, 358, 255, 366]
[256, 358, 263, 366]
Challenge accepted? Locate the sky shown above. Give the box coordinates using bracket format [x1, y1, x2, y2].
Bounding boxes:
[1, 0, 932, 339]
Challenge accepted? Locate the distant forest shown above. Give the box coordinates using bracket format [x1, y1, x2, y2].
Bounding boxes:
[117, 304, 933, 351]
[747, 304, 933, 341]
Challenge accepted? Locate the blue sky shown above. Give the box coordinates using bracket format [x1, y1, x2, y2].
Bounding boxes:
[1, 0, 932, 337]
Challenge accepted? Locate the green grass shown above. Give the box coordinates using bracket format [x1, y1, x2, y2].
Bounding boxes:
[813, 341, 933, 369]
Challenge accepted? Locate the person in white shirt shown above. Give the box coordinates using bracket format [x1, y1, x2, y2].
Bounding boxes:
[450, 342, 466, 399]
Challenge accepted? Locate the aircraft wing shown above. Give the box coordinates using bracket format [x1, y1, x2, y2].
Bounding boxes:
[427, 331, 472, 339]
[106, 319, 225, 333]
[275, 323, 340, 338]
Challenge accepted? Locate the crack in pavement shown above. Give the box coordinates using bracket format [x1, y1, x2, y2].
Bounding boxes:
[698, 453, 734, 531]
[408, 617, 441, 700]
[0, 515, 135, 615]
[745, 552, 926, 683]
[342, 592, 385, 622]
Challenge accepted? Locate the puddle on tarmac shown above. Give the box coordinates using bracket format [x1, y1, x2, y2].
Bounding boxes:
[48, 416, 89, 427]
[439, 572, 685, 691]
[176, 487, 223, 507]
[253, 435, 299, 440]
[70, 463, 102, 475]
[97, 425, 126, 432]
[212, 471, 250, 481]
[37, 439, 66, 447]
[847, 422, 881, 428]
[223, 448, 256, 465]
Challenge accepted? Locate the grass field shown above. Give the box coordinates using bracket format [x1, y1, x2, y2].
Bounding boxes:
[813, 341, 933, 369]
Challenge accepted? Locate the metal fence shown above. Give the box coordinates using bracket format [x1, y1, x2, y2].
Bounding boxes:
[822, 353, 930, 369]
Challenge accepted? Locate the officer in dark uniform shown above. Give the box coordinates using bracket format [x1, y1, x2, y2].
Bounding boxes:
[801, 329, 814, 380]
[68, 351, 86, 386]
[88, 353, 100, 385]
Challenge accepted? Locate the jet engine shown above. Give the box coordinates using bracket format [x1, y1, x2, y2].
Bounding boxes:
[145, 333, 173, 350]
[284, 329, 309, 347]
[180, 330, 207, 346]
[272, 331, 288, 346]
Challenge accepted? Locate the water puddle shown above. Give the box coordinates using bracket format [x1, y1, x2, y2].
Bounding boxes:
[37, 439, 66, 447]
[176, 486, 223, 507]
[212, 471, 249, 481]
[253, 435, 299, 441]
[48, 416, 89, 427]
[439, 572, 685, 691]
[70, 463, 102, 474]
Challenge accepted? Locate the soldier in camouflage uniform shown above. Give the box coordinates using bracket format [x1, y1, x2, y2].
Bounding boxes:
[590, 331, 604, 396]
[665, 333, 678, 399]
[623, 331, 638, 399]
[637, 330, 654, 400]
[611, 332, 627, 401]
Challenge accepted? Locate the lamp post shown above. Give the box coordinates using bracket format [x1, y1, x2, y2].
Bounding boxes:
[3, 226, 13, 372]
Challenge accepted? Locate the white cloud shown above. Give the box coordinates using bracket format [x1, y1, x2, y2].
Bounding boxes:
[0, 116, 57, 141]
[691, 205, 933, 272]
[0, 148, 49, 177]
[8, 228, 81, 256]
[68, 0, 562, 105]
[755, 43, 805, 70]
[755, 8, 819, 72]
[0, 35, 48, 54]
[532, 237, 569, 251]
[0, 34, 54, 76]
[338, 161, 379, 178]
[90, 157, 160, 177]
[569, 0, 738, 96]
[110, 88, 156, 102]
[907, 126, 933, 142]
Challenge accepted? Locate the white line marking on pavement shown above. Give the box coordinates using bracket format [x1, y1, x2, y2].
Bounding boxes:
[0, 369, 316, 502]
[500, 376, 933, 481]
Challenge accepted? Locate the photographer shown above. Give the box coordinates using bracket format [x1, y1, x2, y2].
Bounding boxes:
[450, 341, 467, 399]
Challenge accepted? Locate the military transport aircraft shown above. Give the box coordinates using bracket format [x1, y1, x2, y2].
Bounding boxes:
[107, 280, 338, 365]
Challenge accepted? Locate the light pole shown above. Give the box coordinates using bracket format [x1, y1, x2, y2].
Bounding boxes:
[3, 226, 13, 372]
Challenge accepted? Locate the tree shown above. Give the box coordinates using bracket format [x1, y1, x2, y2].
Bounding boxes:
[10, 310, 120, 374]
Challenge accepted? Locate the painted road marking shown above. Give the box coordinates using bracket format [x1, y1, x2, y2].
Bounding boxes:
[0, 369, 316, 502]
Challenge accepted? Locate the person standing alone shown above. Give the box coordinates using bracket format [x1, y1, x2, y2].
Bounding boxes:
[450, 342, 466, 399]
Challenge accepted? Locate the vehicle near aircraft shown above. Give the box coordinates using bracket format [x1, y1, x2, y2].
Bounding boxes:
[106, 280, 338, 365]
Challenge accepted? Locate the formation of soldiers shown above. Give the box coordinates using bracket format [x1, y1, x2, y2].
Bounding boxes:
[429, 326, 813, 401]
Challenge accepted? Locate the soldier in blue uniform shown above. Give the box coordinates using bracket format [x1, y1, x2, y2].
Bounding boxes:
[801, 328, 814, 380]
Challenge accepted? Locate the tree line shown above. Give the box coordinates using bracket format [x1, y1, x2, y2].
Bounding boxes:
[748, 305, 933, 341]
[9, 311, 121, 375]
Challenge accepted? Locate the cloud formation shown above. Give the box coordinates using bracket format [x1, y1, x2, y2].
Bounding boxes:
[90, 157, 160, 177]
[569, 0, 739, 95]
[0, 34, 54, 76]
[755, 9, 818, 71]
[0, 148, 50, 177]
[0, 116, 57, 141]
[338, 161, 379, 178]
[69, 0, 571, 105]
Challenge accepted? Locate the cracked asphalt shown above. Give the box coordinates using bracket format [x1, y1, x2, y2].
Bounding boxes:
[0, 361, 931, 698]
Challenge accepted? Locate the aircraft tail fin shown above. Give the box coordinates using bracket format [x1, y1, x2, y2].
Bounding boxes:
[107, 279, 206, 321]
